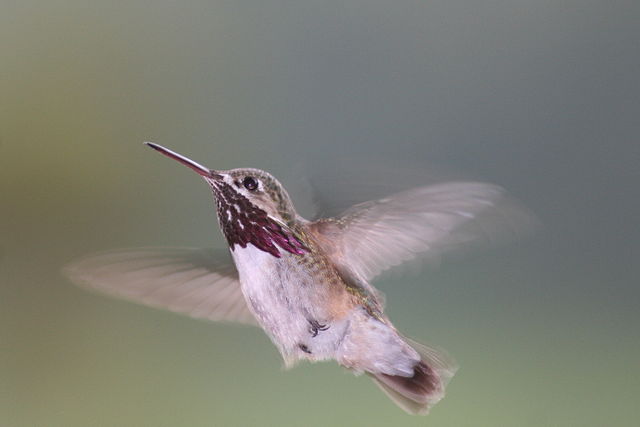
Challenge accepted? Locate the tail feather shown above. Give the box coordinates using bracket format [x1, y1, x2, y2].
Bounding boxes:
[370, 338, 457, 415]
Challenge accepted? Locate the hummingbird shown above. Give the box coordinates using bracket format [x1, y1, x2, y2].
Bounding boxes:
[66, 142, 517, 415]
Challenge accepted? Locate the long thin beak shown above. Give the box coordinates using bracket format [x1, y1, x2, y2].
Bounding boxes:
[144, 142, 221, 179]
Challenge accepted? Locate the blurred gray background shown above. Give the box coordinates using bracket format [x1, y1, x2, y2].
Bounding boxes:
[1, 1, 638, 426]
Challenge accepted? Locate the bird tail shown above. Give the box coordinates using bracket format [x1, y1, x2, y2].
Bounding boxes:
[369, 338, 457, 415]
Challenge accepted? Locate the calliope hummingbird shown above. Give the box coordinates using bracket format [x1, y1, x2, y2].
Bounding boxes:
[65, 142, 517, 415]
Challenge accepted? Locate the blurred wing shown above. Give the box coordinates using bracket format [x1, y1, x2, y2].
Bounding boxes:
[64, 247, 256, 325]
[309, 182, 511, 282]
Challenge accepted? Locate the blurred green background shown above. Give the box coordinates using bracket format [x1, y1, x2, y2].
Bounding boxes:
[2, 1, 639, 426]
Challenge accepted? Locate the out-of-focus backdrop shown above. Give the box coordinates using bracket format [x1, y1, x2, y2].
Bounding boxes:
[2, 1, 638, 426]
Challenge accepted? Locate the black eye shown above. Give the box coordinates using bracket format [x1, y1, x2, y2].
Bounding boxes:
[243, 176, 258, 191]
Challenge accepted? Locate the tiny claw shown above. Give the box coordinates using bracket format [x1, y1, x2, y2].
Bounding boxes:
[298, 344, 312, 354]
[308, 319, 329, 337]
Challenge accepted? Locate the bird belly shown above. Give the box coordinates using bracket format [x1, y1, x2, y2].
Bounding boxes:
[230, 244, 350, 366]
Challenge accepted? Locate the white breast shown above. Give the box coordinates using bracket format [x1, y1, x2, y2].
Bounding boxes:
[230, 244, 349, 366]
